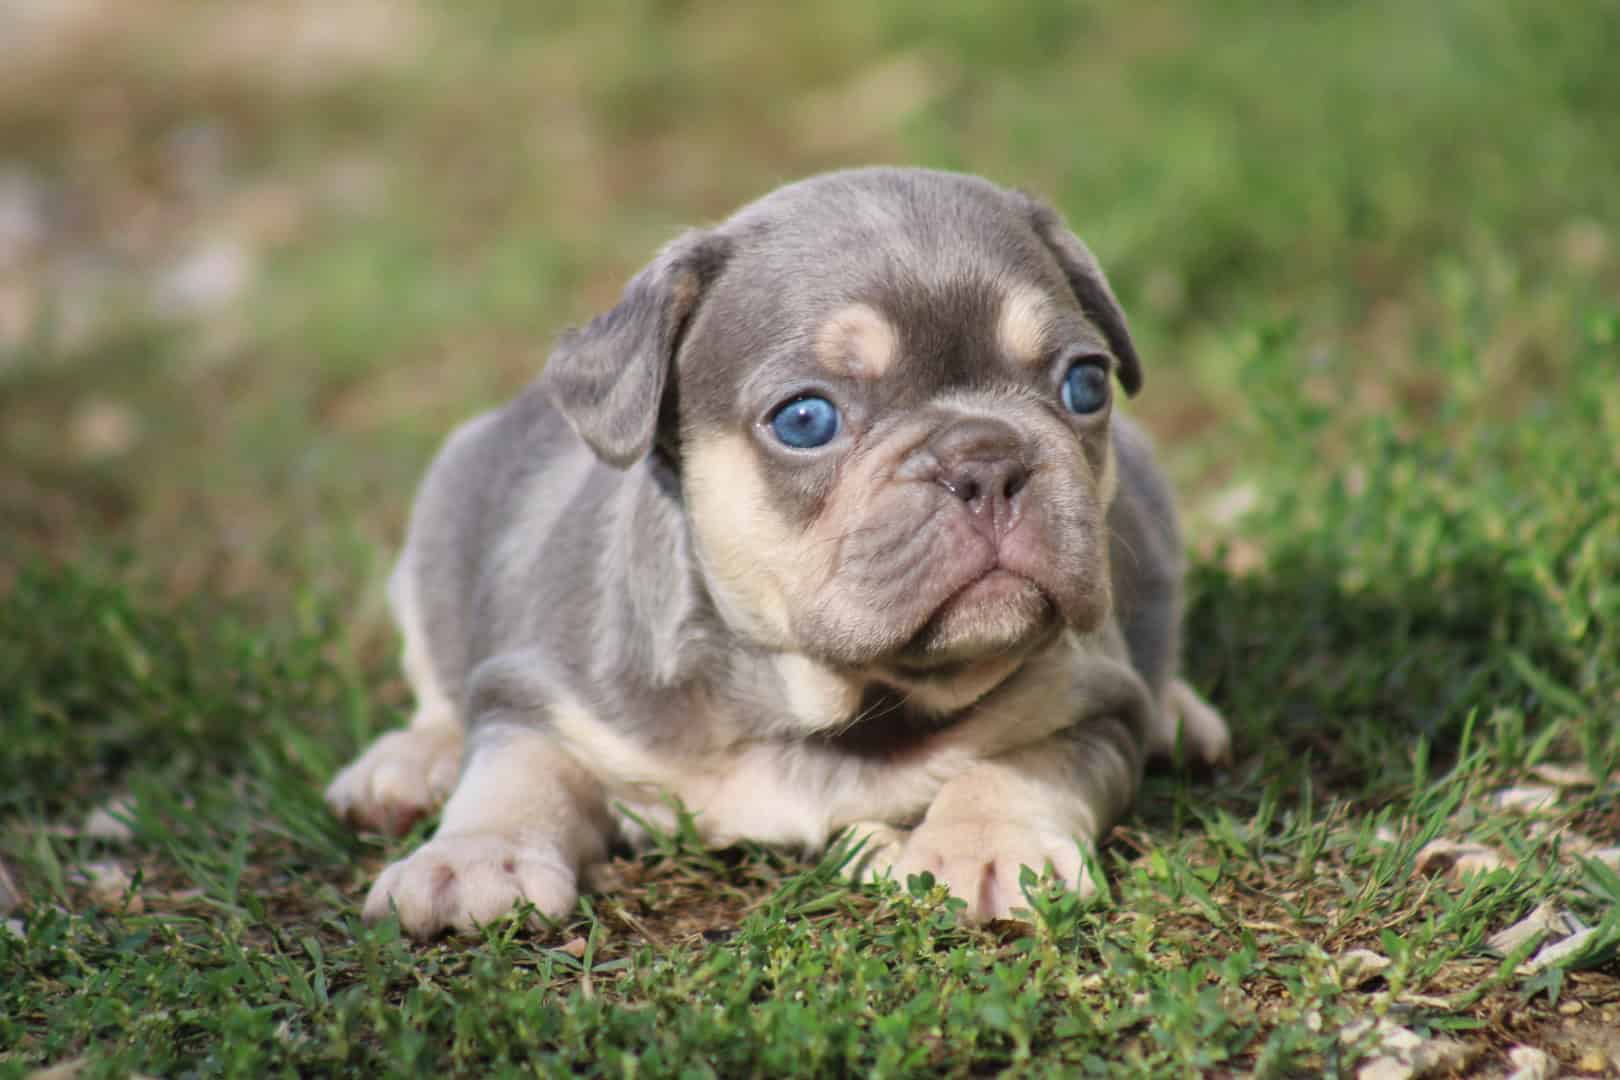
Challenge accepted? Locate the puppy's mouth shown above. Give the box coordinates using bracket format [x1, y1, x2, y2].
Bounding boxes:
[893, 565, 1058, 672]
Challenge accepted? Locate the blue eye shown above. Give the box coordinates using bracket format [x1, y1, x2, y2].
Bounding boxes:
[769, 395, 841, 448]
[1060, 358, 1110, 415]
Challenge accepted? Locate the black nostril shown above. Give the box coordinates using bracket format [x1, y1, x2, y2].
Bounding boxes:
[939, 461, 1026, 510]
[946, 476, 981, 504]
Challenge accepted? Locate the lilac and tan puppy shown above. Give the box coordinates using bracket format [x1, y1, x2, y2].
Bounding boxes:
[326, 167, 1230, 936]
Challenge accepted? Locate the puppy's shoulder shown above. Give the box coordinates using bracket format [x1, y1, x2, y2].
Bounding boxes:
[441, 381, 579, 474]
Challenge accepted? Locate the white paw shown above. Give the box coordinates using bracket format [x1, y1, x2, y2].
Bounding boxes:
[363, 830, 577, 936]
[1153, 679, 1232, 766]
[890, 819, 1096, 922]
[838, 820, 909, 884]
[325, 726, 463, 836]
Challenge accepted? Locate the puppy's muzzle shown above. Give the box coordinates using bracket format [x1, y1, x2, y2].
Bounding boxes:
[882, 414, 1071, 666]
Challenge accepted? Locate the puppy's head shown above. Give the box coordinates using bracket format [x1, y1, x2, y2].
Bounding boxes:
[543, 168, 1141, 703]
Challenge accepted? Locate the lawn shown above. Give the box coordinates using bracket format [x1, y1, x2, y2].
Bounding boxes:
[2, 1, 1618, 1075]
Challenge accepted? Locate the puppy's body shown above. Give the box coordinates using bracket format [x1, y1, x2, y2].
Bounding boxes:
[327, 168, 1229, 934]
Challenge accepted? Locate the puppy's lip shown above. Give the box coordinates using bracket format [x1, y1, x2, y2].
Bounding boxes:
[942, 566, 1034, 609]
[893, 566, 1058, 669]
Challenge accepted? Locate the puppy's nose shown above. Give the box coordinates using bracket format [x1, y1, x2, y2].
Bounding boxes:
[930, 418, 1030, 540]
[938, 457, 1029, 509]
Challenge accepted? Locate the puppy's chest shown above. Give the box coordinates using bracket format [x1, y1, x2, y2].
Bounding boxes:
[548, 629, 1135, 852]
[549, 693, 985, 853]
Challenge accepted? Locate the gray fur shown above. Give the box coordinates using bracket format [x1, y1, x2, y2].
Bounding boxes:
[412, 168, 1178, 747]
[1023, 197, 1144, 395]
[408, 383, 728, 750]
[1107, 416, 1185, 697]
[335, 167, 1220, 932]
[542, 230, 732, 467]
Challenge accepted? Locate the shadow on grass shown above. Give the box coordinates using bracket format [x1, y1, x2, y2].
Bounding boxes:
[0, 564, 361, 819]
[1175, 541, 1584, 807]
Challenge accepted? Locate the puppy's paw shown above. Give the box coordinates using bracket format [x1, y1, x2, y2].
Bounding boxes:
[326, 726, 463, 836]
[363, 831, 577, 936]
[838, 820, 909, 884]
[891, 819, 1095, 922]
[1153, 680, 1232, 767]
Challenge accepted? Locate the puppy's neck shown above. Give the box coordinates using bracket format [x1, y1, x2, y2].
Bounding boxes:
[769, 646, 1033, 739]
[812, 684, 965, 761]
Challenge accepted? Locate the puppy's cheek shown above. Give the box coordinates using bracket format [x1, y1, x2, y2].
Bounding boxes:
[1005, 495, 1110, 634]
[1096, 432, 1119, 511]
[1063, 452, 1118, 628]
[1063, 564, 1113, 636]
[684, 433, 831, 647]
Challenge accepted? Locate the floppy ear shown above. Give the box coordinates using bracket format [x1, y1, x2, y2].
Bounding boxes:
[1022, 198, 1143, 396]
[541, 229, 731, 468]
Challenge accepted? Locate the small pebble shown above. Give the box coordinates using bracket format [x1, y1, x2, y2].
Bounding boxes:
[82, 796, 137, 841]
[1416, 838, 1512, 878]
[1357, 1057, 1414, 1080]
[1529, 762, 1597, 787]
[1576, 1050, 1608, 1073]
[1505, 1045, 1555, 1080]
[80, 861, 143, 913]
[1488, 903, 1562, 955]
[1337, 949, 1392, 986]
[1492, 786, 1561, 814]
[1521, 927, 1597, 975]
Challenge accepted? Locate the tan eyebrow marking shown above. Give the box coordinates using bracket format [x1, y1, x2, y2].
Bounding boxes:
[997, 283, 1057, 368]
[814, 303, 899, 379]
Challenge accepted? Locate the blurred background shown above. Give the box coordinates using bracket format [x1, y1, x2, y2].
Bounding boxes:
[2, 0, 1616, 663]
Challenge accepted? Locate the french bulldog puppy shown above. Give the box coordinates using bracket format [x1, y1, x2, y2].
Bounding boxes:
[326, 167, 1230, 936]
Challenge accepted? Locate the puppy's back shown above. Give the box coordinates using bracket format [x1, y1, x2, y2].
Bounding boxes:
[1106, 414, 1185, 699]
[393, 384, 596, 708]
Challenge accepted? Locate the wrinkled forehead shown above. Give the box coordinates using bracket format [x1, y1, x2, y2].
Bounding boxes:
[683, 217, 1097, 413]
[728, 181, 1068, 317]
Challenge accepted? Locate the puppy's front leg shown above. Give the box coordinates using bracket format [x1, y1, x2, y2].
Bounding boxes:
[363, 719, 611, 936]
[887, 715, 1143, 922]
[325, 564, 463, 836]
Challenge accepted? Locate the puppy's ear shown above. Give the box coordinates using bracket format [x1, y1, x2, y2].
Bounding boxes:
[1023, 198, 1143, 396]
[541, 229, 731, 467]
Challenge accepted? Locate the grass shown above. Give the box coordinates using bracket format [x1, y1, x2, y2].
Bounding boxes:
[3, 0, 1619, 1075]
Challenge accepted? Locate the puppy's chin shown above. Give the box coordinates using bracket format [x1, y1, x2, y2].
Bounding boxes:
[895, 570, 1059, 670]
[787, 557, 1106, 677]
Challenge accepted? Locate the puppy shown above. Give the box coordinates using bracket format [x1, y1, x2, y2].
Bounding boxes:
[326, 167, 1230, 936]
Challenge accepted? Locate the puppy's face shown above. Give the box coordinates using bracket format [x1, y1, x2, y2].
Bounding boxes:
[682, 282, 1119, 678]
[542, 169, 1143, 706]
